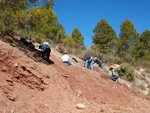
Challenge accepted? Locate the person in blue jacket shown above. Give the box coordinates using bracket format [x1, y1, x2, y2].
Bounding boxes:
[83, 56, 93, 70]
[93, 57, 103, 69]
[41, 42, 51, 62]
[109, 67, 119, 81]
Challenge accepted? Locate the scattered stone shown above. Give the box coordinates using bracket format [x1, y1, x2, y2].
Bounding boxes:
[14, 63, 18, 68]
[100, 109, 104, 112]
[76, 103, 85, 109]
[61, 74, 69, 78]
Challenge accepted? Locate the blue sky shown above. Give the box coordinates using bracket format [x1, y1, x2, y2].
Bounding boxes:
[53, 0, 150, 47]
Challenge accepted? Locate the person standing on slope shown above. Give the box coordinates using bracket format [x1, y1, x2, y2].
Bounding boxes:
[109, 67, 119, 81]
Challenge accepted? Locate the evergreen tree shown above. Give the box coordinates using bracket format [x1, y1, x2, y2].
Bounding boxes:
[27, 6, 58, 39]
[116, 19, 138, 57]
[133, 37, 144, 59]
[0, 0, 31, 33]
[139, 30, 150, 61]
[57, 24, 66, 43]
[92, 19, 117, 54]
[71, 28, 84, 49]
[0, 0, 66, 44]
[63, 35, 76, 48]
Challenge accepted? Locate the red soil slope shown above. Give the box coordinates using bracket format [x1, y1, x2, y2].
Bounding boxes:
[0, 37, 150, 113]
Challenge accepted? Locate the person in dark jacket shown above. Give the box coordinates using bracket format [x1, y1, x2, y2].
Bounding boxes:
[41, 42, 51, 62]
[93, 57, 103, 69]
[83, 56, 93, 70]
[109, 67, 119, 81]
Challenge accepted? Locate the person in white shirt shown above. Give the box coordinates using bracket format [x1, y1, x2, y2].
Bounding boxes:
[62, 51, 72, 66]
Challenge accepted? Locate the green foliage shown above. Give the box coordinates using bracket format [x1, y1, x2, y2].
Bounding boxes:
[63, 35, 76, 48]
[0, 0, 36, 32]
[63, 28, 84, 54]
[147, 89, 150, 96]
[139, 30, 150, 61]
[133, 38, 144, 59]
[116, 64, 135, 81]
[71, 28, 84, 49]
[116, 19, 139, 57]
[0, 0, 65, 44]
[121, 55, 136, 65]
[135, 60, 150, 68]
[92, 19, 117, 54]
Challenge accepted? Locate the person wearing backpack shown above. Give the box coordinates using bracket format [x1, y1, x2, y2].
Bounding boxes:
[83, 56, 93, 70]
[109, 67, 119, 81]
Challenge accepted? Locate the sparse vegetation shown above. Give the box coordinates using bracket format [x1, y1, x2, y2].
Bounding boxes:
[116, 64, 135, 82]
[138, 84, 146, 91]
[147, 89, 150, 96]
[147, 84, 150, 88]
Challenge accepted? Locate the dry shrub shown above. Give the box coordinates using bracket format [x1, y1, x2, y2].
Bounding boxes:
[138, 84, 146, 91]
[148, 89, 150, 96]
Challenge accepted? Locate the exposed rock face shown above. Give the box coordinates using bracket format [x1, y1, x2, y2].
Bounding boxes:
[0, 37, 150, 113]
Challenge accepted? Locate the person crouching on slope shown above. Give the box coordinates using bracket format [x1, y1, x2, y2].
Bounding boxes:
[62, 51, 72, 66]
[93, 57, 103, 69]
[109, 67, 119, 81]
[41, 42, 51, 62]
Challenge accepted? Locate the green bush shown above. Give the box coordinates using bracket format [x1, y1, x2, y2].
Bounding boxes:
[116, 64, 135, 81]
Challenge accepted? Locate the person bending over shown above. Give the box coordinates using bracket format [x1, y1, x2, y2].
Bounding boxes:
[83, 56, 93, 70]
[93, 57, 103, 69]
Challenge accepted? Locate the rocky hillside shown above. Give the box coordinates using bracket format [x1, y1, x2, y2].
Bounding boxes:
[0, 35, 150, 113]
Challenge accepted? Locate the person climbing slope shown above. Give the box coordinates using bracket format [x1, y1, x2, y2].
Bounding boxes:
[41, 42, 51, 62]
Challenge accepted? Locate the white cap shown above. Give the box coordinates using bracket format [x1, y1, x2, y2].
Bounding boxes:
[43, 42, 50, 48]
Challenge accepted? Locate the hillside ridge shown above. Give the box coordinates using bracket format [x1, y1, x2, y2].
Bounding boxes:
[0, 36, 150, 113]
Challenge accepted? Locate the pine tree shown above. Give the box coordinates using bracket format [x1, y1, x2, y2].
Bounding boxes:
[92, 19, 117, 54]
[133, 37, 144, 59]
[139, 30, 150, 61]
[116, 19, 138, 57]
[27, 6, 58, 39]
[71, 28, 84, 49]
[63, 35, 76, 48]
[0, 0, 30, 33]
[0, 0, 63, 44]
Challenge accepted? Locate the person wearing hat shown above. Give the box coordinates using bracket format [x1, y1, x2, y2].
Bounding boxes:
[93, 57, 103, 69]
[41, 42, 51, 62]
[62, 51, 72, 66]
[109, 67, 119, 81]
